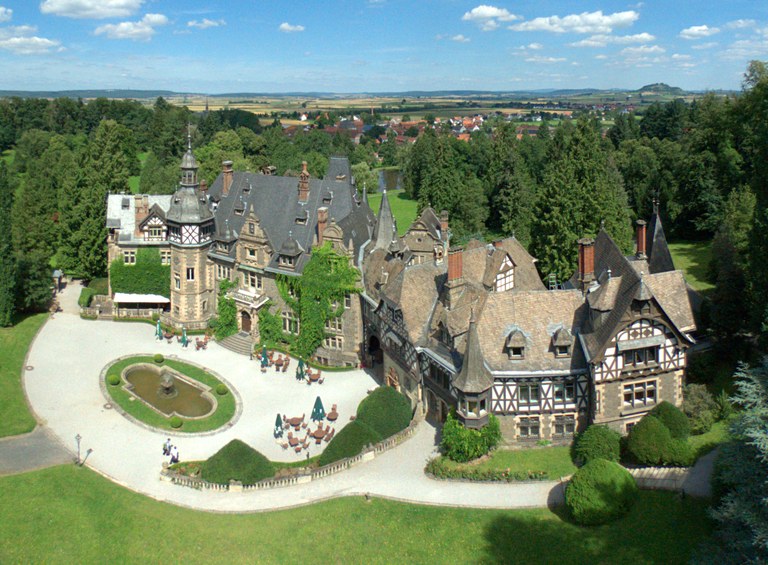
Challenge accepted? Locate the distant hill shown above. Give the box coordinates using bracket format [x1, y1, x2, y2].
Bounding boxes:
[637, 83, 685, 95]
[0, 89, 184, 99]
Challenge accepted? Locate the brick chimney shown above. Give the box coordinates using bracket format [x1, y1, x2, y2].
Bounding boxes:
[199, 178, 208, 193]
[298, 161, 310, 202]
[317, 207, 328, 246]
[493, 240, 503, 248]
[440, 210, 449, 242]
[445, 247, 464, 309]
[636, 219, 647, 259]
[222, 161, 233, 197]
[134, 195, 149, 237]
[578, 238, 595, 289]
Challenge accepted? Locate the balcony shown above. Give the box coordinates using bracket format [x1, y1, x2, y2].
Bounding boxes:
[229, 287, 269, 310]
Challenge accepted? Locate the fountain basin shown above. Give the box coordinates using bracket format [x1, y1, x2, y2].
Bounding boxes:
[121, 363, 216, 419]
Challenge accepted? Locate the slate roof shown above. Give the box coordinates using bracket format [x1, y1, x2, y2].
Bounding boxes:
[166, 186, 214, 225]
[453, 313, 493, 393]
[206, 157, 375, 273]
[646, 211, 675, 274]
[384, 261, 445, 345]
[476, 289, 587, 373]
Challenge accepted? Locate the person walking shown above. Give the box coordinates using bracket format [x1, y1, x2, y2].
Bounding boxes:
[162, 438, 172, 456]
[170, 445, 180, 464]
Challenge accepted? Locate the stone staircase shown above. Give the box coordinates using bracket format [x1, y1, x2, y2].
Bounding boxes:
[217, 332, 253, 357]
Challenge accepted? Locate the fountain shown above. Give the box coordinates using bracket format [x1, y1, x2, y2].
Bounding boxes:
[158, 371, 178, 399]
[122, 364, 216, 419]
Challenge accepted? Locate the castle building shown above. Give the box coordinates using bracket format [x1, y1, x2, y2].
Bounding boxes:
[107, 142, 697, 442]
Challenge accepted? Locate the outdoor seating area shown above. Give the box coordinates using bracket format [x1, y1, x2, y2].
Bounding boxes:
[274, 396, 337, 455]
[154, 321, 209, 350]
[257, 349, 325, 385]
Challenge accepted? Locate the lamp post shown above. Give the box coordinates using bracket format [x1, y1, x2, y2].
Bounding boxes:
[81, 448, 93, 467]
[75, 433, 82, 465]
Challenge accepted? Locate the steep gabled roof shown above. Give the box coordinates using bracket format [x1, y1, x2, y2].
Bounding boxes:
[646, 211, 675, 274]
[453, 312, 492, 394]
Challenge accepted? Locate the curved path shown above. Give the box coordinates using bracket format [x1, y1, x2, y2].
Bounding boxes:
[21, 282, 564, 512]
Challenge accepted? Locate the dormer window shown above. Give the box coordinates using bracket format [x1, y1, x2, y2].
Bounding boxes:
[556, 345, 570, 357]
[280, 255, 295, 267]
[249, 223, 255, 235]
[235, 207, 244, 216]
[552, 327, 573, 358]
[438, 323, 452, 347]
[505, 329, 526, 359]
[632, 300, 651, 315]
[495, 254, 515, 292]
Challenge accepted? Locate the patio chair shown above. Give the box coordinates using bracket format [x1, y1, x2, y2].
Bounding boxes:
[301, 422, 308, 429]
[318, 377, 324, 384]
[281, 442, 289, 450]
[295, 446, 302, 453]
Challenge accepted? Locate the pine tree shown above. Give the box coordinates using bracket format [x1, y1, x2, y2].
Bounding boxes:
[0, 162, 16, 325]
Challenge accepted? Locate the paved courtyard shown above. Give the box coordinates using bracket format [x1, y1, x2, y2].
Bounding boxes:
[19, 281, 564, 512]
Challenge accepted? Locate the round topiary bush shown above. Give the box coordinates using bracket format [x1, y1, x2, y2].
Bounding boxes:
[153, 353, 164, 364]
[356, 386, 413, 439]
[169, 416, 183, 429]
[648, 401, 690, 440]
[626, 415, 671, 465]
[565, 459, 638, 525]
[215, 383, 228, 396]
[318, 420, 383, 466]
[573, 425, 621, 465]
[107, 374, 121, 386]
[201, 439, 275, 485]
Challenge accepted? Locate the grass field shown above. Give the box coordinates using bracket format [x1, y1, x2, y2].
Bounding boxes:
[0, 464, 711, 564]
[668, 241, 714, 295]
[437, 446, 577, 479]
[688, 420, 732, 460]
[367, 189, 420, 235]
[0, 314, 48, 437]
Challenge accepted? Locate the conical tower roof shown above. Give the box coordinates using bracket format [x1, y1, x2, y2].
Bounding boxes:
[453, 309, 492, 394]
[373, 188, 396, 250]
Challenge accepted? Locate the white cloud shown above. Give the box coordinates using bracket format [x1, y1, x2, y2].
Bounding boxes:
[0, 7, 11, 23]
[595, 54, 608, 59]
[726, 19, 756, 30]
[526, 42, 543, 49]
[525, 55, 566, 63]
[570, 32, 654, 47]
[462, 5, 519, 31]
[40, 0, 143, 19]
[720, 37, 768, 60]
[450, 34, 470, 43]
[0, 24, 61, 54]
[692, 41, 718, 50]
[187, 18, 225, 30]
[278, 22, 304, 33]
[510, 10, 638, 34]
[94, 13, 168, 41]
[679, 25, 720, 39]
[621, 45, 665, 55]
[671, 53, 692, 60]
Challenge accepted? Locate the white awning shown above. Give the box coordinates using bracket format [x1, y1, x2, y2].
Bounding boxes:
[114, 293, 170, 304]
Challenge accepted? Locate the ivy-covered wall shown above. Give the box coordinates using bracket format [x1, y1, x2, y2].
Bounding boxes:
[109, 247, 170, 297]
[211, 279, 237, 339]
[258, 243, 360, 359]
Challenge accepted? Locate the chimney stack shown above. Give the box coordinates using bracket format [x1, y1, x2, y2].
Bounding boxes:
[317, 207, 328, 246]
[199, 179, 208, 193]
[493, 240, 503, 249]
[222, 161, 234, 197]
[134, 195, 148, 237]
[440, 210, 449, 242]
[636, 219, 647, 259]
[298, 161, 310, 202]
[445, 247, 465, 309]
[578, 238, 595, 289]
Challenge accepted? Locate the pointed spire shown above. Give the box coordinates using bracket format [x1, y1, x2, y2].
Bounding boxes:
[362, 183, 368, 205]
[452, 306, 492, 394]
[373, 187, 395, 251]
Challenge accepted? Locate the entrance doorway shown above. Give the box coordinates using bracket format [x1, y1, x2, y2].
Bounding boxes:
[368, 335, 382, 366]
[241, 311, 252, 333]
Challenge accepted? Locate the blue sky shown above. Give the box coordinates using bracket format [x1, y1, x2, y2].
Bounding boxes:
[0, 1, 766, 93]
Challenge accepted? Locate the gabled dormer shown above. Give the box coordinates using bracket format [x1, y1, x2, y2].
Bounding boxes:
[137, 203, 167, 241]
[552, 326, 573, 358]
[494, 253, 515, 292]
[505, 328, 527, 359]
[278, 232, 303, 270]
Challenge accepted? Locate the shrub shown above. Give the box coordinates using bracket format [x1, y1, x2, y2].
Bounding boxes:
[107, 374, 121, 386]
[440, 412, 501, 463]
[200, 439, 275, 485]
[78, 287, 95, 308]
[565, 459, 638, 526]
[425, 457, 549, 482]
[87, 277, 109, 295]
[714, 389, 734, 421]
[356, 386, 412, 439]
[649, 401, 690, 440]
[318, 420, 382, 466]
[573, 425, 621, 465]
[215, 384, 228, 396]
[683, 384, 717, 434]
[169, 416, 183, 429]
[153, 353, 164, 364]
[626, 415, 694, 466]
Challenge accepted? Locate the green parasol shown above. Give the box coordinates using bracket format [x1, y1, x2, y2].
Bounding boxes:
[296, 358, 305, 380]
[181, 327, 188, 347]
[156, 319, 162, 339]
[311, 396, 326, 421]
[274, 413, 283, 437]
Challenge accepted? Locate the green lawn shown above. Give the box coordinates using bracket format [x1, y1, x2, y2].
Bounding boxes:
[0, 314, 48, 437]
[437, 446, 577, 479]
[105, 356, 236, 433]
[367, 189, 420, 236]
[688, 420, 732, 459]
[668, 241, 714, 295]
[0, 465, 711, 564]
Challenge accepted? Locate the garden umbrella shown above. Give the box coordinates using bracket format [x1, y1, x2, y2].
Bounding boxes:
[274, 413, 283, 437]
[261, 346, 268, 367]
[296, 358, 305, 380]
[156, 319, 162, 340]
[311, 396, 326, 421]
[181, 327, 188, 347]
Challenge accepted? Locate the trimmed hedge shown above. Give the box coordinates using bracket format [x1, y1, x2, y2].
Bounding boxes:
[625, 415, 694, 466]
[649, 401, 690, 440]
[573, 425, 621, 465]
[565, 458, 638, 526]
[78, 287, 95, 308]
[356, 386, 412, 439]
[318, 420, 382, 466]
[200, 439, 275, 485]
[215, 384, 228, 396]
